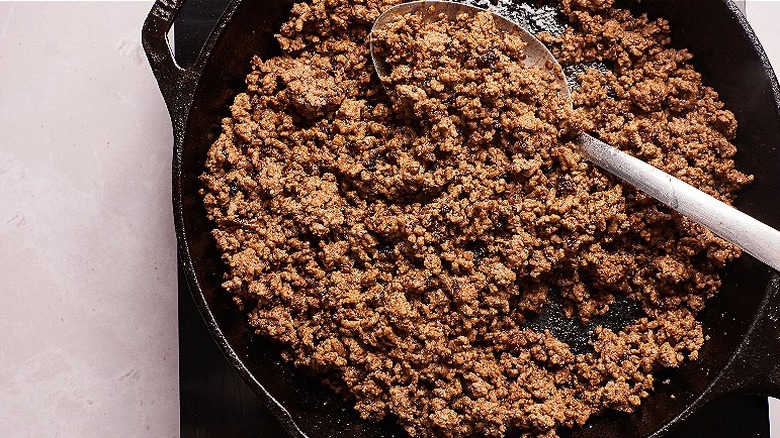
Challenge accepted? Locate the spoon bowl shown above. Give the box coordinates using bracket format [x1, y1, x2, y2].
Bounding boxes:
[369, 0, 780, 271]
[370, 0, 570, 100]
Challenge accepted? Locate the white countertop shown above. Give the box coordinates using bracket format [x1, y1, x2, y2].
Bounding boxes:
[0, 2, 177, 437]
[0, 1, 778, 437]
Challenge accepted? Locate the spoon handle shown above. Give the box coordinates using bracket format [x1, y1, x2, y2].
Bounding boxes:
[579, 133, 780, 272]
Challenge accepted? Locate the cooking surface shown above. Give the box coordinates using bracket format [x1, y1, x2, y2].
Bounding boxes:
[175, 0, 772, 437]
[0, 0, 777, 437]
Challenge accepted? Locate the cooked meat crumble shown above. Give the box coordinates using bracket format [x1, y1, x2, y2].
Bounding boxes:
[199, 0, 751, 436]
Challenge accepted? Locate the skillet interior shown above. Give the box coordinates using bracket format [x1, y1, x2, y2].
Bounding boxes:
[174, 0, 780, 436]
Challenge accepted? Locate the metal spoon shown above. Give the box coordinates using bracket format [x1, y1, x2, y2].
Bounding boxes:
[369, 0, 780, 271]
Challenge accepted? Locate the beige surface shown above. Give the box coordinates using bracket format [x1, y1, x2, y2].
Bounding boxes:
[0, 1, 778, 437]
[0, 2, 178, 437]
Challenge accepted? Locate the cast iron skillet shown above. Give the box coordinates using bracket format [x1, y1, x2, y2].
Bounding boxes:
[143, 0, 780, 436]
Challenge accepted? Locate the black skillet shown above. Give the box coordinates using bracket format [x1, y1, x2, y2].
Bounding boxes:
[143, 0, 780, 436]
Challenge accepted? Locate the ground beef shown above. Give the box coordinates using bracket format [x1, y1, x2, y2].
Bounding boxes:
[199, 0, 752, 436]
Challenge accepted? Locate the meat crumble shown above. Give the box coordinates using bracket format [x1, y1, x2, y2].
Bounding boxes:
[199, 0, 751, 436]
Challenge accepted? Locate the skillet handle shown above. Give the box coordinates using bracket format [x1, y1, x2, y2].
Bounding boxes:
[141, 0, 199, 134]
[706, 272, 780, 398]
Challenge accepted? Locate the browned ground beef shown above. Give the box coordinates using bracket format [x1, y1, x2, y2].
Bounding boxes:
[199, 0, 752, 436]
